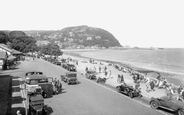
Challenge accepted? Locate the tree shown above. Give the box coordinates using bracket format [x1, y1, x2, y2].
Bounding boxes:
[40, 43, 63, 56]
[10, 36, 38, 53]
[0, 31, 10, 44]
[9, 31, 26, 42]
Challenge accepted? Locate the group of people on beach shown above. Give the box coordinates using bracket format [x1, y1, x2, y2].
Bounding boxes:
[85, 65, 113, 79]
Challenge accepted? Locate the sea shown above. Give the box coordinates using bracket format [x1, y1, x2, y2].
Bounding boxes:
[77, 48, 184, 77]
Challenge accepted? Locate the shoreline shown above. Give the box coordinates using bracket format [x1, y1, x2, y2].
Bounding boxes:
[63, 51, 184, 87]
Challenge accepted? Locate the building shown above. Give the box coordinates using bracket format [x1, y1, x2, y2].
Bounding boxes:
[0, 52, 8, 70]
[36, 40, 50, 46]
[0, 44, 23, 70]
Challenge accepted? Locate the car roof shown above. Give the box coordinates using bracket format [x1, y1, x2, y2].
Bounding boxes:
[67, 64, 75, 66]
[26, 74, 48, 80]
[30, 95, 44, 102]
[66, 71, 77, 74]
[25, 71, 43, 75]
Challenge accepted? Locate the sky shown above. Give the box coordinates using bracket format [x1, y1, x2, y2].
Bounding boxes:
[0, 0, 184, 48]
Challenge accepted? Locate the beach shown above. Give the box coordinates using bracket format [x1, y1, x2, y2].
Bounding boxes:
[63, 49, 184, 87]
[61, 51, 179, 99]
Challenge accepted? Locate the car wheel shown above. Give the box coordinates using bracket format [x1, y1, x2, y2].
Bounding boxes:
[116, 86, 121, 93]
[128, 92, 133, 98]
[178, 109, 184, 115]
[150, 101, 159, 109]
[125, 88, 129, 94]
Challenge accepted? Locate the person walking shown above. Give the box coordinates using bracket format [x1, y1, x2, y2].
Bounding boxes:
[85, 66, 88, 73]
[117, 74, 121, 83]
[104, 66, 107, 72]
[120, 74, 124, 83]
[146, 77, 151, 92]
[150, 80, 155, 91]
[104, 70, 108, 77]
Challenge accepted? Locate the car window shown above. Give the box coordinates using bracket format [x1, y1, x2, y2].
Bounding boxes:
[67, 74, 77, 77]
[29, 80, 38, 85]
[38, 79, 48, 83]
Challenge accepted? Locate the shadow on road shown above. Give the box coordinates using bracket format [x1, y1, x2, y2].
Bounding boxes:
[158, 107, 176, 115]
[44, 105, 54, 115]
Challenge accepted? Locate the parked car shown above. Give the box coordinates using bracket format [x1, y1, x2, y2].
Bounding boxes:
[62, 63, 68, 69]
[66, 64, 77, 72]
[25, 71, 54, 98]
[116, 83, 142, 98]
[53, 61, 62, 65]
[86, 70, 97, 80]
[25, 71, 43, 78]
[150, 96, 184, 115]
[61, 72, 78, 85]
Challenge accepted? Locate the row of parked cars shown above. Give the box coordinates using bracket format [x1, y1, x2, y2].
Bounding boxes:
[44, 57, 77, 72]
[62, 63, 77, 72]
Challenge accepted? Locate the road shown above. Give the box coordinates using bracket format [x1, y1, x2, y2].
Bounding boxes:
[9, 59, 171, 115]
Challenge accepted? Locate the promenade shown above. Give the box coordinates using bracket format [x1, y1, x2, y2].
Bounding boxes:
[0, 57, 174, 115]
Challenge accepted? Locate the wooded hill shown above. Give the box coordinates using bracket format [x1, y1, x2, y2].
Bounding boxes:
[25, 25, 121, 48]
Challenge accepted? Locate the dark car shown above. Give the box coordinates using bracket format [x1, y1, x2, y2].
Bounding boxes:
[25, 71, 43, 78]
[150, 96, 184, 115]
[116, 83, 142, 98]
[66, 64, 77, 72]
[85, 70, 97, 80]
[61, 72, 78, 85]
[61, 62, 68, 69]
[53, 61, 62, 65]
[28, 94, 45, 115]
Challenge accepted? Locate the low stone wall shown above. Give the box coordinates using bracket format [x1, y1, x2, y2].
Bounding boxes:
[0, 75, 12, 115]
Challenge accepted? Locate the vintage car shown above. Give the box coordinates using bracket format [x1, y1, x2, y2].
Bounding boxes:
[150, 96, 184, 115]
[62, 63, 68, 69]
[25, 71, 43, 78]
[116, 83, 142, 98]
[66, 64, 77, 72]
[53, 61, 62, 65]
[25, 72, 54, 98]
[61, 72, 78, 85]
[28, 94, 47, 115]
[86, 70, 97, 80]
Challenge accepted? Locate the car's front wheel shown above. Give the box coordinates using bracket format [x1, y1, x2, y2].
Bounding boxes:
[116, 86, 121, 93]
[150, 100, 159, 109]
[128, 92, 133, 98]
[178, 109, 184, 115]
